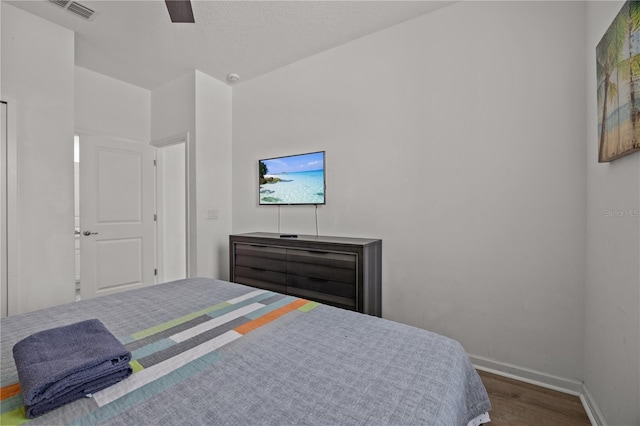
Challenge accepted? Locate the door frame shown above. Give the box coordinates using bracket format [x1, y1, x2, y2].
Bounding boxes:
[151, 132, 195, 278]
[2, 98, 20, 316]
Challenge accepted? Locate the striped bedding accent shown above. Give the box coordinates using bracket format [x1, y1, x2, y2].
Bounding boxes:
[0, 278, 491, 425]
[0, 288, 318, 425]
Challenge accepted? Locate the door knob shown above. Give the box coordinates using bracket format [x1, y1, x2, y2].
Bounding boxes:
[83, 231, 98, 236]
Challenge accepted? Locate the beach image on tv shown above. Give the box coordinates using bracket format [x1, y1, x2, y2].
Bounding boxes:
[259, 152, 325, 204]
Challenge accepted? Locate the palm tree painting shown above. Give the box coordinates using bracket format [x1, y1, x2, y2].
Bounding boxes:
[597, 0, 640, 162]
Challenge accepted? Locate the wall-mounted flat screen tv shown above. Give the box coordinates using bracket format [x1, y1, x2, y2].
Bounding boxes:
[258, 151, 326, 205]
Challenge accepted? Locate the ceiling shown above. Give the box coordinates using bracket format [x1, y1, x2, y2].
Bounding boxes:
[6, 0, 453, 90]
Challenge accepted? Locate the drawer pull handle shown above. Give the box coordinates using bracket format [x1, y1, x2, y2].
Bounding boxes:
[308, 277, 328, 283]
[306, 250, 327, 255]
[251, 267, 266, 272]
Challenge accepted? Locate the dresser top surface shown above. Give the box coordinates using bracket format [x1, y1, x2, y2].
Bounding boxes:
[230, 232, 381, 247]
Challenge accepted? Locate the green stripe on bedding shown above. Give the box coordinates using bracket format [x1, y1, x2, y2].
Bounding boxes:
[129, 291, 277, 342]
[298, 301, 320, 312]
[126, 292, 281, 355]
[130, 301, 232, 340]
[0, 406, 29, 426]
[129, 360, 144, 374]
[125, 315, 212, 351]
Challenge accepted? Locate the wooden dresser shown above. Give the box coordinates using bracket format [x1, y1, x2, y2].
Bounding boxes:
[229, 233, 382, 316]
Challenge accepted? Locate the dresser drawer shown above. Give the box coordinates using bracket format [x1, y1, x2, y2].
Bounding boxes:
[234, 244, 286, 273]
[286, 287, 355, 311]
[287, 261, 355, 284]
[287, 275, 355, 300]
[235, 243, 286, 261]
[233, 266, 287, 293]
[286, 249, 356, 270]
[236, 255, 286, 273]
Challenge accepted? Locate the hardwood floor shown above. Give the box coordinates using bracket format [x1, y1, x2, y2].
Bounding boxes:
[478, 370, 591, 426]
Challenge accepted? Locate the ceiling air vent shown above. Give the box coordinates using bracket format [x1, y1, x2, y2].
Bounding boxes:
[50, 0, 70, 7]
[49, 0, 98, 21]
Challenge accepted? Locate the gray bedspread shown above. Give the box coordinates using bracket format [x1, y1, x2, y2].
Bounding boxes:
[0, 278, 490, 425]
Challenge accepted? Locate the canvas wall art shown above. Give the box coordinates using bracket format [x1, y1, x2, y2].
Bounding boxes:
[597, 0, 640, 162]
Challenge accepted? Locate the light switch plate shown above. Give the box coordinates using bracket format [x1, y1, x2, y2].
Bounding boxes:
[206, 208, 219, 220]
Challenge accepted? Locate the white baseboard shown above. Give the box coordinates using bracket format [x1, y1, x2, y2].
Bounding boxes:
[470, 354, 607, 426]
[580, 384, 607, 426]
[470, 354, 584, 395]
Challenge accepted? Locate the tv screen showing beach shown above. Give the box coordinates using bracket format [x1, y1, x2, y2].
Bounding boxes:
[259, 151, 326, 205]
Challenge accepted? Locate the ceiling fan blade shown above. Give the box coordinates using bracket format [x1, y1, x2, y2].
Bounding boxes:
[165, 0, 195, 23]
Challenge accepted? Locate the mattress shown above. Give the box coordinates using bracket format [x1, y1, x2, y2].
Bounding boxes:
[0, 278, 491, 425]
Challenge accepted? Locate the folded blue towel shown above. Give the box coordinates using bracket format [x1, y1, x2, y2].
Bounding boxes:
[12, 319, 132, 418]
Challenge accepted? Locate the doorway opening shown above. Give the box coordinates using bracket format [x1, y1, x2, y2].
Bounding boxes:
[74, 135, 80, 300]
[152, 132, 192, 281]
[156, 141, 187, 282]
[1, 101, 8, 316]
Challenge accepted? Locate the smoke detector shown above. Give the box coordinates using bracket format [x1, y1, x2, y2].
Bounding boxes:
[49, 0, 99, 21]
[227, 73, 240, 83]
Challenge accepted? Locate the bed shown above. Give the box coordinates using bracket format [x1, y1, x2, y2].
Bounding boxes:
[0, 278, 491, 425]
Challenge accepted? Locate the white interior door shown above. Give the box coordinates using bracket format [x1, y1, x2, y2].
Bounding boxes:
[79, 134, 156, 300]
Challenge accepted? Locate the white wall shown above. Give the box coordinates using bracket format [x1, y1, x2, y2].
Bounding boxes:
[194, 71, 233, 280]
[1, 3, 76, 313]
[5, 2, 637, 420]
[233, 1, 587, 383]
[75, 66, 150, 142]
[151, 71, 232, 280]
[151, 73, 196, 144]
[585, 2, 640, 425]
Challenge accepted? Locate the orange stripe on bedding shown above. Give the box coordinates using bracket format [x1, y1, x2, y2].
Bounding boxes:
[0, 383, 20, 400]
[234, 298, 308, 335]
